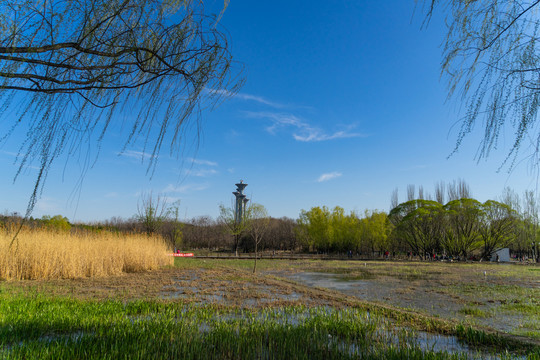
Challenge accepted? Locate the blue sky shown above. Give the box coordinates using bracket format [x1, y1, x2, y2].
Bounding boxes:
[0, 0, 537, 222]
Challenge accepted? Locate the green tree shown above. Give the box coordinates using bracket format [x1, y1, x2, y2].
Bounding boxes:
[522, 191, 540, 262]
[390, 200, 445, 259]
[359, 210, 392, 257]
[162, 200, 183, 250]
[479, 200, 518, 259]
[0, 0, 243, 216]
[219, 202, 249, 257]
[246, 203, 270, 273]
[443, 198, 482, 258]
[41, 215, 71, 232]
[423, 1, 540, 168]
[297, 206, 332, 252]
[136, 192, 169, 235]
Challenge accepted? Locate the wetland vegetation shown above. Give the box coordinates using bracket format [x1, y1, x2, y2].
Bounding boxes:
[1, 182, 538, 358]
[1, 256, 538, 359]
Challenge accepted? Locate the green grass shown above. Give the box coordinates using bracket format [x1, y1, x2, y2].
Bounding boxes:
[458, 307, 489, 318]
[2, 258, 538, 358]
[0, 292, 535, 359]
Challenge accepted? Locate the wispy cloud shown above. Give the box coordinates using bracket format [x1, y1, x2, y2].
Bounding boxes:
[163, 183, 209, 193]
[185, 168, 218, 177]
[244, 111, 366, 142]
[118, 150, 154, 161]
[188, 158, 218, 167]
[293, 128, 364, 142]
[317, 172, 342, 182]
[208, 88, 285, 108]
[0, 150, 18, 157]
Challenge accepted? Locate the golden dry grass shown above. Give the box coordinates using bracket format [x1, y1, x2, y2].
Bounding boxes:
[0, 227, 173, 280]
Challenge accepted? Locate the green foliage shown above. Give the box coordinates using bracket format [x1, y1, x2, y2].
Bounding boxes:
[297, 206, 391, 254]
[297, 206, 332, 252]
[165, 200, 183, 249]
[389, 198, 519, 259]
[136, 192, 170, 235]
[359, 210, 393, 254]
[443, 199, 482, 258]
[41, 215, 71, 232]
[1, 293, 526, 359]
[390, 200, 445, 258]
[219, 202, 250, 256]
[245, 203, 270, 273]
[479, 200, 517, 259]
[424, 1, 540, 170]
[0, 0, 243, 217]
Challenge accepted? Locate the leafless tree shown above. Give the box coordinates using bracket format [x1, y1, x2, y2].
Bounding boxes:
[390, 188, 399, 210]
[407, 184, 415, 201]
[264, 217, 299, 250]
[434, 181, 445, 204]
[189, 215, 215, 249]
[0, 0, 243, 216]
[136, 192, 169, 235]
[446, 179, 470, 201]
[418, 185, 425, 200]
[499, 187, 521, 213]
[457, 179, 471, 199]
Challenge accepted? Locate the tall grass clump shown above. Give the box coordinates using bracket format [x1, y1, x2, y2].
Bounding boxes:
[2, 299, 530, 360]
[0, 226, 173, 280]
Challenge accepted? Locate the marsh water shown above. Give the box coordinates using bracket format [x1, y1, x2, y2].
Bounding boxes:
[278, 270, 532, 336]
[159, 268, 528, 359]
[272, 270, 531, 359]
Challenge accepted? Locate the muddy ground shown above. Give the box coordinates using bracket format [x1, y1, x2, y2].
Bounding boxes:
[4, 259, 539, 343]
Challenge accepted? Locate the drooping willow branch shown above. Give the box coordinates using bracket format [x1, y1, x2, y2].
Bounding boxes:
[421, 1, 540, 170]
[0, 0, 244, 219]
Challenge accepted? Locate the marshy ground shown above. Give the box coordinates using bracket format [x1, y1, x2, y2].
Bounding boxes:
[7, 259, 539, 339]
[1, 258, 538, 358]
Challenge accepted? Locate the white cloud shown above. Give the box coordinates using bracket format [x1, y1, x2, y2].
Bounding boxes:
[244, 111, 366, 142]
[186, 168, 218, 177]
[235, 93, 285, 108]
[293, 128, 366, 142]
[188, 158, 218, 167]
[317, 172, 342, 182]
[207, 88, 285, 108]
[0, 150, 18, 157]
[118, 150, 154, 161]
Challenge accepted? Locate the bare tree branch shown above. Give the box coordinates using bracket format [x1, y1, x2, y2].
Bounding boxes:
[0, 0, 244, 217]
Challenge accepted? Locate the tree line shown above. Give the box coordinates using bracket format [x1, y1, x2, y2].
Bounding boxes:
[2, 181, 538, 262]
[296, 182, 539, 261]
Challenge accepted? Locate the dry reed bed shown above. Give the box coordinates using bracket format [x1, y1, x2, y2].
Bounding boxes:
[0, 228, 173, 280]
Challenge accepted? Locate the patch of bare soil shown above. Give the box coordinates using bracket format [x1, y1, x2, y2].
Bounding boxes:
[2, 267, 345, 308]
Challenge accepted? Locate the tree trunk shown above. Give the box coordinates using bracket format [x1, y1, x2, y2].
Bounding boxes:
[253, 241, 258, 273]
